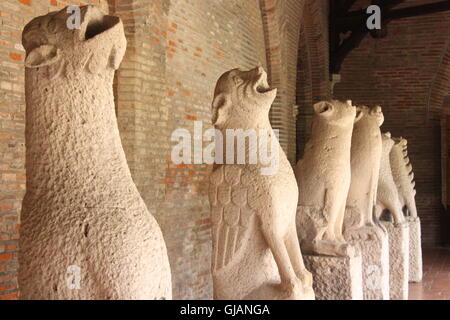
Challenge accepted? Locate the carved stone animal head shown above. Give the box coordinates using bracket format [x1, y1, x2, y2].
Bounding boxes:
[360, 105, 384, 127]
[393, 137, 407, 147]
[371, 105, 384, 127]
[381, 132, 395, 154]
[22, 5, 125, 71]
[211, 67, 277, 128]
[312, 99, 360, 128]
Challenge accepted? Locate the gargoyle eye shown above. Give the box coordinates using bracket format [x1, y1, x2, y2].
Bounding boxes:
[233, 76, 243, 86]
[47, 19, 58, 34]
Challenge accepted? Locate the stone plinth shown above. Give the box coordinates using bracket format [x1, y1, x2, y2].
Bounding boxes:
[346, 226, 389, 300]
[382, 221, 409, 300]
[303, 251, 363, 300]
[407, 217, 423, 283]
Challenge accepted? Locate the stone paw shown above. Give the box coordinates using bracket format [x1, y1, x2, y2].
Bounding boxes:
[279, 278, 314, 300]
[336, 242, 355, 257]
[311, 239, 354, 257]
[300, 270, 313, 288]
[346, 225, 386, 242]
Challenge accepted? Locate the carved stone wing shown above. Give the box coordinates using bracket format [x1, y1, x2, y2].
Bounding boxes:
[209, 165, 256, 272]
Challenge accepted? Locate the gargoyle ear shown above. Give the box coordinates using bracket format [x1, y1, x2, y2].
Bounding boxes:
[354, 106, 364, 123]
[232, 76, 244, 86]
[313, 101, 334, 116]
[211, 93, 231, 126]
[25, 45, 61, 68]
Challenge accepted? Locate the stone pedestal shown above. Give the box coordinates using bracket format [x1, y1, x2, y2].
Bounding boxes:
[346, 226, 390, 300]
[382, 221, 409, 300]
[407, 217, 423, 283]
[303, 251, 363, 300]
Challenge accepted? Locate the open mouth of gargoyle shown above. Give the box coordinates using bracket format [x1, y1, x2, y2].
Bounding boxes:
[78, 6, 121, 41]
[254, 71, 273, 94]
[84, 15, 120, 40]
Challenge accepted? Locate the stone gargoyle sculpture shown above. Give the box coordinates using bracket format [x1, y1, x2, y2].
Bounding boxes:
[390, 137, 422, 282]
[295, 100, 362, 257]
[209, 67, 314, 300]
[19, 6, 172, 299]
[344, 106, 385, 237]
[390, 137, 418, 218]
[376, 132, 406, 224]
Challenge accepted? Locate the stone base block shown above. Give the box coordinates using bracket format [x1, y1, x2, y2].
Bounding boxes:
[303, 252, 363, 300]
[346, 226, 390, 300]
[407, 217, 423, 283]
[382, 221, 409, 300]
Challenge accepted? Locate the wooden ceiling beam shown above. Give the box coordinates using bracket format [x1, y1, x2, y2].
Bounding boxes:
[335, 0, 405, 30]
[388, 1, 450, 20]
[329, 0, 450, 74]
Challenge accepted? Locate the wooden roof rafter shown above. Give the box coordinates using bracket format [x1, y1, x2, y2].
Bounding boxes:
[329, 0, 450, 74]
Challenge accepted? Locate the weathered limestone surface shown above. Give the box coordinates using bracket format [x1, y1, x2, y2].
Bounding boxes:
[19, 6, 172, 299]
[296, 100, 360, 257]
[346, 228, 389, 300]
[303, 252, 363, 300]
[383, 221, 410, 300]
[408, 216, 423, 282]
[209, 67, 314, 300]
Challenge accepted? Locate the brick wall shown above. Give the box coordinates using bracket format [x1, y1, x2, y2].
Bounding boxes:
[0, 0, 313, 300]
[334, 0, 450, 246]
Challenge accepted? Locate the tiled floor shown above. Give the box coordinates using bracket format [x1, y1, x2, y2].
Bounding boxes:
[409, 247, 450, 300]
